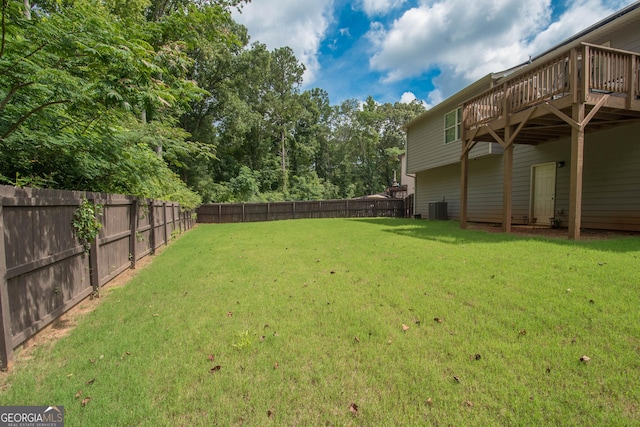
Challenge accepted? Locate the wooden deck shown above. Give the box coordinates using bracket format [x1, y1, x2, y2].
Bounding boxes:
[462, 43, 640, 145]
[459, 43, 640, 240]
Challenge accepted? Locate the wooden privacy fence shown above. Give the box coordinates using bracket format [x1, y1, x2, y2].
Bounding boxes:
[197, 198, 408, 223]
[0, 185, 195, 369]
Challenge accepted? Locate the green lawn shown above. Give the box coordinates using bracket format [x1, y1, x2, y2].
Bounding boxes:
[1, 219, 639, 426]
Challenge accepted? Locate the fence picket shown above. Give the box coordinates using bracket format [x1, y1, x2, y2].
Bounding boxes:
[0, 185, 193, 370]
[196, 198, 411, 223]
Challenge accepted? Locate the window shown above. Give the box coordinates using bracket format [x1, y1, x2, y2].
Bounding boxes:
[444, 108, 462, 144]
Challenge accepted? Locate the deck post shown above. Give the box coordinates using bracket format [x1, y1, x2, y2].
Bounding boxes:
[502, 128, 513, 234]
[568, 103, 585, 240]
[461, 153, 468, 229]
[460, 108, 468, 229]
[502, 87, 513, 234]
[628, 54, 637, 109]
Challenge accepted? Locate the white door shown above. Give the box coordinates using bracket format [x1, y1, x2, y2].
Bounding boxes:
[531, 163, 556, 225]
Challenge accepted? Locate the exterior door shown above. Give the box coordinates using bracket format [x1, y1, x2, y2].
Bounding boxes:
[531, 163, 556, 225]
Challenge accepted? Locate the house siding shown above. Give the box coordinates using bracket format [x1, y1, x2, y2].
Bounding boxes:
[414, 122, 640, 230]
[581, 123, 640, 230]
[414, 164, 460, 220]
[407, 114, 503, 174]
[408, 4, 640, 232]
[606, 19, 640, 51]
[406, 77, 495, 174]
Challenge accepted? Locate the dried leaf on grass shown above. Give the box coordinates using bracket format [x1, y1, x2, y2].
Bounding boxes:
[81, 397, 91, 407]
[75, 390, 82, 399]
[349, 403, 358, 415]
[267, 410, 274, 419]
[210, 365, 221, 373]
[85, 378, 95, 385]
[434, 317, 443, 323]
[580, 355, 591, 362]
[208, 354, 215, 362]
[402, 324, 410, 331]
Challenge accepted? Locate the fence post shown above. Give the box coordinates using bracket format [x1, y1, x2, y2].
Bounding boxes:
[292, 202, 296, 219]
[0, 201, 14, 370]
[129, 199, 138, 269]
[162, 202, 168, 247]
[149, 199, 156, 255]
[172, 204, 177, 236]
[88, 197, 101, 292]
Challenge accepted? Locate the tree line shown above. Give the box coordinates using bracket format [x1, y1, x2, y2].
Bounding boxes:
[0, 0, 425, 207]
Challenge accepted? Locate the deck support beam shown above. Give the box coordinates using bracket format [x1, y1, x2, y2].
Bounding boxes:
[502, 125, 514, 233]
[460, 111, 469, 229]
[461, 151, 468, 229]
[568, 103, 585, 240]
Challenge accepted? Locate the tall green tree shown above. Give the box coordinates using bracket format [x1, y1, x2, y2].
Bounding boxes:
[0, 0, 202, 206]
[265, 46, 305, 193]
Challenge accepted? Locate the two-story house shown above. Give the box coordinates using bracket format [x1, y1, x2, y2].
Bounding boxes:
[405, 2, 640, 239]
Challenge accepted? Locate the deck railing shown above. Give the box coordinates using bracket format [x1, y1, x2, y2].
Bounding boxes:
[463, 43, 640, 129]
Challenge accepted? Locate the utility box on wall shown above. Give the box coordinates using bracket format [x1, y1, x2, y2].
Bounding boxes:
[428, 201, 448, 220]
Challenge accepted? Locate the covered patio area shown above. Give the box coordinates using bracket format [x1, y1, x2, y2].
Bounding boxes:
[460, 43, 640, 240]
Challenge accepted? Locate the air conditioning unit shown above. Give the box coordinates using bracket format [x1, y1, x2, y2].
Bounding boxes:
[428, 201, 448, 220]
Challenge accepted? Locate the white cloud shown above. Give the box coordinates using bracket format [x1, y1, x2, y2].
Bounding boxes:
[399, 91, 417, 103]
[368, 0, 551, 84]
[527, 0, 637, 55]
[367, 0, 637, 99]
[357, 0, 407, 17]
[232, 0, 334, 84]
[424, 89, 443, 110]
[399, 91, 431, 108]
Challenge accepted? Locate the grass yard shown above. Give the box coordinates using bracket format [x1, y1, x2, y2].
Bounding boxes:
[1, 218, 639, 426]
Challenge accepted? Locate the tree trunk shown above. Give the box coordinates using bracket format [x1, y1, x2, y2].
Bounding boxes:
[23, 0, 31, 19]
[280, 129, 287, 193]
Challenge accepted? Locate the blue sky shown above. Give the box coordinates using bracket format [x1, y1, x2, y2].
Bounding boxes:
[233, 0, 638, 107]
